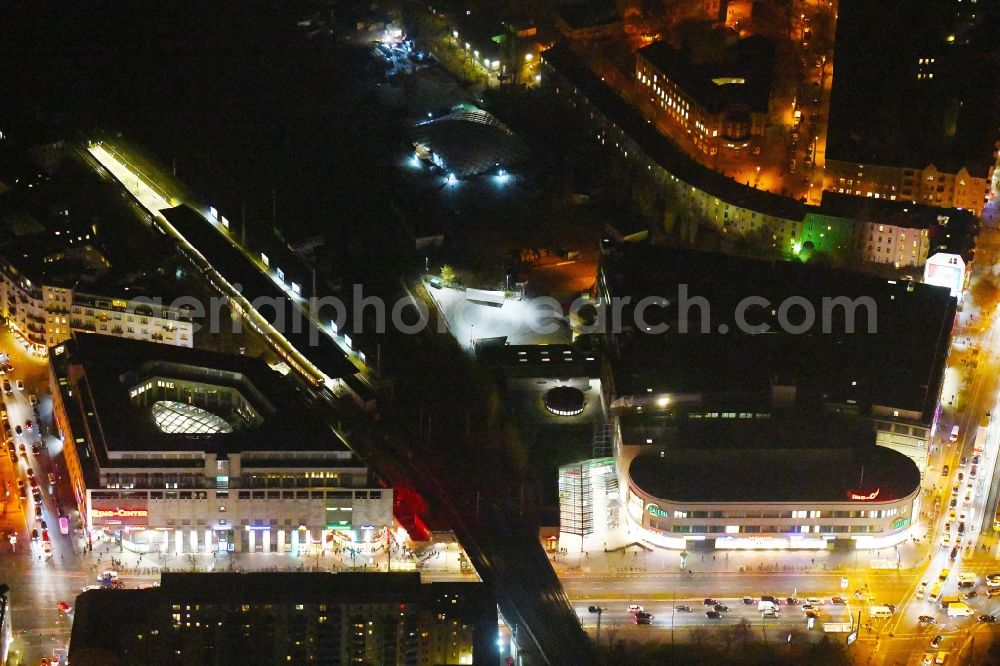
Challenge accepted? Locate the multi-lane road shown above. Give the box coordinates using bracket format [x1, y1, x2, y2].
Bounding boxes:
[562, 229, 1000, 664]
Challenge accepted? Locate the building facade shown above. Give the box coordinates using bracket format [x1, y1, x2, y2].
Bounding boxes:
[0, 260, 193, 352]
[543, 45, 974, 272]
[69, 572, 499, 666]
[825, 159, 994, 216]
[635, 37, 774, 155]
[50, 334, 392, 555]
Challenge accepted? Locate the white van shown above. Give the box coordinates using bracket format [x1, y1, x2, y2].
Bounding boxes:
[950, 425, 960, 442]
[869, 605, 893, 618]
[758, 601, 777, 613]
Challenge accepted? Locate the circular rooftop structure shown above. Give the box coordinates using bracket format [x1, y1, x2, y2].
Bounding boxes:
[152, 401, 233, 435]
[544, 386, 585, 417]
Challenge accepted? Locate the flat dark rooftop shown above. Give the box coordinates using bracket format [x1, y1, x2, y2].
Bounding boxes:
[629, 437, 920, 503]
[163, 205, 357, 381]
[55, 333, 353, 457]
[603, 244, 956, 418]
[70, 573, 497, 663]
[826, 0, 1000, 174]
[638, 36, 775, 114]
[818, 191, 978, 230]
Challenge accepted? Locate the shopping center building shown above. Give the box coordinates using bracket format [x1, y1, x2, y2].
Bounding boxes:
[620, 415, 921, 550]
[50, 333, 392, 555]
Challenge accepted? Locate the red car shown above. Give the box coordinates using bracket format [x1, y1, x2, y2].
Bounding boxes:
[57, 601, 71, 613]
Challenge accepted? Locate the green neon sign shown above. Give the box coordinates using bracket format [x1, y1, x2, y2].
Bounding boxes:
[646, 503, 668, 518]
[891, 517, 910, 530]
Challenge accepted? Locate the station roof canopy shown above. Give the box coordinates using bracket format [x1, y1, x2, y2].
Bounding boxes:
[412, 108, 528, 178]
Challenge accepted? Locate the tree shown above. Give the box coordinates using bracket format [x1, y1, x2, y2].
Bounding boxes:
[439, 264, 456, 285]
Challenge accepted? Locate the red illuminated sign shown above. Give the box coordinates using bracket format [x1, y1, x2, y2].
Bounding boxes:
[847, 489, 880, 501]
[92, 507, 148, 518]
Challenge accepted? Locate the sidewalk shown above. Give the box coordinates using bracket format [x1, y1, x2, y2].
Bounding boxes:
[548, 533, 932, 577]
[77, 534, 473, 577]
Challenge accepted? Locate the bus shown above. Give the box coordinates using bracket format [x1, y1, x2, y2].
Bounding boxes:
[928, 581, 944, 603]
[974, 414, 990, 454]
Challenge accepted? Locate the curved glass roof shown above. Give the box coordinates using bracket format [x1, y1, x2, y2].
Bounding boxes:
[152, 400, 233, 435]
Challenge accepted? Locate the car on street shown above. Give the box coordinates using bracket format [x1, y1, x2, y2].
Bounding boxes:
[703, 598, 718, 606]
[29, 394, 37, 406]
[713, 604, 730, 612]
[32, 490, 41, 505]
[801, 604, 816, 612]
[675, 605, 692, 612]
[831, 596, 846, 604]
[966, 591, 978, 599]
[41, 529, 49, 541]
[950, 546, 959, 560]
[958, 522, 966, 536]
[961, 456, 968, 466]
[706, 611, 721, 619]
[762, 609, 779, 618]
[979, 615, 997, 623]
[34, 505, 42, 519]
[26, 467, 33, 478]
[742, 597, 754, 605]
[941, 534, 951, 547]
[14, 425, 21, 436]
[627, 604, 644, 613]
[918, 615, 936, 624]
[31, 443, 41, 456]
[805, 597, 822, 604]
[950, 498, 957, 508]
[973, 455, 980, 465]
[15, 478, 23, 489]
[47, 473, 55, 486]
[17, 443, 25, 456]
[28, 476, 36, 487]
[57, 601, 71, 613]
[2, 380, 11, 394]
[39, 519, 47, 530]
[635, 611, 652, 620]
[30, 529, 38, 541]
[785, 597, 799, 605]
[15, 379, 23, 391]
[958, 472, 964, 482]
[942, 465, 950, 475]
[634, 615, 651, 625]
[587, 606, 601, 613]
[931, 635, 943, 648]
[24, 419, 32, 430]
[971, 466, 977, 478]
[921, 655, 934, 666]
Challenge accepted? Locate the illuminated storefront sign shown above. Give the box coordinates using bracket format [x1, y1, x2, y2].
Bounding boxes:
[646, 503, 668, 518]
[891, 517, 910, 530]
[92, 508, 148, 519]
[91, 503, 149, 526]
[847, 489, 880, 501]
